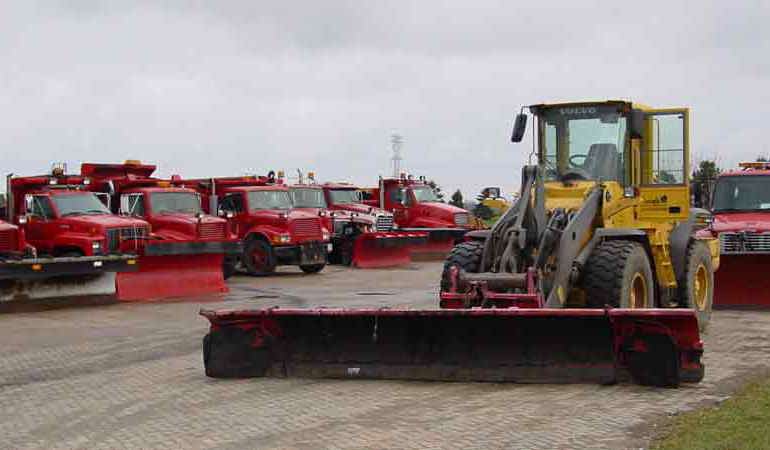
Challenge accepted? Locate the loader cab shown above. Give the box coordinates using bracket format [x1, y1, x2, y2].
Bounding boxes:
[520, 101, 690, 225]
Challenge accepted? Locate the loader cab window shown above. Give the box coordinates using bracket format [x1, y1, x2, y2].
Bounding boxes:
[644, 112, 686, 185]
[29, 195, 54, 219]
[540, 105, 626, 183]
[220, 193, 244, 214]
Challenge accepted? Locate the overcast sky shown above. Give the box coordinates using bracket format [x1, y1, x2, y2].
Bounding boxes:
[2, 1, 768, 199]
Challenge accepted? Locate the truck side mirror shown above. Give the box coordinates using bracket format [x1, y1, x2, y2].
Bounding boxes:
[24, 195, 34, 214]
[511, 113, 528, 143]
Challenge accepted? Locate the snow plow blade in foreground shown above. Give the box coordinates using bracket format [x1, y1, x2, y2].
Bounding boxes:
[116, 241, 234, 301]
[0, 255, 137, 304]
[714, 255, 770, 308]
[351, 232, 427, 268]
[200, 307, 704, 387]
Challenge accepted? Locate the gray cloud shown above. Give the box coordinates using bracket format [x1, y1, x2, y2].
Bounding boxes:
[1, 1, 768, 198]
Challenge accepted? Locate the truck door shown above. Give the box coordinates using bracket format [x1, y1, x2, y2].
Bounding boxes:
[24, 195, 56, 252]
[637, 108, 690, 224]
[385, 185, 409, 225]
[219, 193, 244, 237]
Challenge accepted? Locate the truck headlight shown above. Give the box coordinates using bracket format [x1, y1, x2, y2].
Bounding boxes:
[278, 234, 291, 244]
[322, 231, 331, 241]
[92, 241, 101, 249]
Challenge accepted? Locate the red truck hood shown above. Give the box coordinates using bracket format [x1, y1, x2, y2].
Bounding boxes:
[712, 211, 770, 233]
[414, 202, 466, 220]
[0, 221, 18, 232]
[60, 214, 147, 228]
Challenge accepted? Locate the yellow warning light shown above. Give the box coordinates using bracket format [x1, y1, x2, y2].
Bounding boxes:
[31, 264, 42, 271]
[157, 181, 171, 187]
[739, 161, 770, 170]
[277, 170, 285, 178]
[127, 259, 137, 265]
[124, 160, 142, 165]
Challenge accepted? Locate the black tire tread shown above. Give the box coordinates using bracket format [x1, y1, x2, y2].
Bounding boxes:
[440, 240, 484, 292]
[582, 240, 645, 308]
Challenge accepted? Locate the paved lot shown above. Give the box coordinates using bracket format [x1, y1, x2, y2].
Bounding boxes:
[2, 262, 770, 449]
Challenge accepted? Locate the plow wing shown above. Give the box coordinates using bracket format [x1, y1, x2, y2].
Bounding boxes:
[714, 254, 770, 308]
[116, 240, 238, 301]
[401, 228, 469, 259]
[351, 231, 427, 268]
[200, 307, 703, 387]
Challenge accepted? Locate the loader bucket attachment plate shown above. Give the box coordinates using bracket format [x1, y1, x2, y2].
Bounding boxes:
[201, 308, 703, 387]
[714, 255, 770, 308]
[117, 253, 227, 302]
[351, 232, 427, 268]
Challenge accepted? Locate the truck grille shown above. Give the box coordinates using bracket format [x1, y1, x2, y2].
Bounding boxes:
[375, 215, 394, 231]
[198, 222, 226, 240]
[290, 218, 322, 242]
[720, 232, 770, 254]
[106, 227, 149, 253]
[0, 229, 18, 252]
[454, 213, 470, 227]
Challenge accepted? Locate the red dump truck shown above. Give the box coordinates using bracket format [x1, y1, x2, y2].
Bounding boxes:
[184, 175, 330, 275]
[4, 169, 142, 302]
[80, 161, 242, 299]
[706, 161, 770, 307]
[359, 175, 473, 255]
[288, 179, 426, 268]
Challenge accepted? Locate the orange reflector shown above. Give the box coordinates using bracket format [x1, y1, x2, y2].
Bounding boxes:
[31, 264, 43, 271]
[127, 259, 137, 265]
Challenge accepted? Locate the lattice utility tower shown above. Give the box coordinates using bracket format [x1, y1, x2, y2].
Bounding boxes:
[391, 134, 403, 178]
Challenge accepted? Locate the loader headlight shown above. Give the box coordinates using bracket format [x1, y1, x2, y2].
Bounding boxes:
[623, 186, 637, 198]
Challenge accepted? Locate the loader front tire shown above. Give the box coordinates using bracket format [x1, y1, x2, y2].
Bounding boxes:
[679, 240, 713, 331]
[440, 240, 484, 292]
[583, 240, 655, 309]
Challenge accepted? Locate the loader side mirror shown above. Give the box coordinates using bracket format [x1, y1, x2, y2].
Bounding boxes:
[511, 113, 528, 143]
[630, 110, 645, 138]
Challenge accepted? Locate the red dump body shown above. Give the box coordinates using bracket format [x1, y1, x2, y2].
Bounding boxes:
[707, 162, 770, 308]
[359, 177, 473, 256]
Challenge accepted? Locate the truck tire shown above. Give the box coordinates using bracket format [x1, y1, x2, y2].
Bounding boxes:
[222, 256, 237, 280]
[440, 240, 484, 292]
[678, 240, 713, 331]
[299, 264, 326, 274]
[243, 238, 276, 276]
[582, 240, 655, 309]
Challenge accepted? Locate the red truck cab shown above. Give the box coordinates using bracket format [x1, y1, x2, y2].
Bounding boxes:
[322, 182, 396, 231]
[187, 176, 330, 275]
[9, 174, 149, 257]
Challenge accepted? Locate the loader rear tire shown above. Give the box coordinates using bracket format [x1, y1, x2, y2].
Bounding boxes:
[243, 238, 276, 276]
[582, 240, 655, 309]
[440, 240, 484, 292]
[679, 240, 713, 331]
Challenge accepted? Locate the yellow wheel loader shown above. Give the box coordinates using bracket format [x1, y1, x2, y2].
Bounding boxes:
[200, 101, 716, 387]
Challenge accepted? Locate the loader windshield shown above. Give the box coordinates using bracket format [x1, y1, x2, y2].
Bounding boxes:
[713, 176, 770, 212]
[290, 188, 327, 208]
[248, 190, 292, 210]
[53, 193, 112, 216]
[150, 192, 202, 215]
[539, 105, 626, 183]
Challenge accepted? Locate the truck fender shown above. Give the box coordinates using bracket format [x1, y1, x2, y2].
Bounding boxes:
[52, 233, 102, 256]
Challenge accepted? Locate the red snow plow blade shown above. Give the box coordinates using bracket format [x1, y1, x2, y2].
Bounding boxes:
[116, 242, 228, 301]
[714, 254, 770, 308]
[351, 232, 427, 268]
[200, 307, 704, 387]
[405, 228, 469, 260]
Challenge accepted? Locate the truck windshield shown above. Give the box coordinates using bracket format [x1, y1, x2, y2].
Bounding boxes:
[328, 189, 360, 204]
[713, 176, 770, 212]
[540, 105, 626, 182]
[290, 188, 326, 208]
[412, 186, 440, 203]
[53, 193, 112, 216]
[248, 190, 292, 210]
[150, 192, 202, 214]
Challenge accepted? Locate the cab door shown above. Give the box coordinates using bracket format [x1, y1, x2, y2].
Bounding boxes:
[24, 195, 56, 253]
[637, 108, 690, 223]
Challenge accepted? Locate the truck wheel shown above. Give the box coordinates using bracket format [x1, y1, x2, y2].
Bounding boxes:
[440, 240, 484, 292]
[222, 256, 237, 280]
[582, 240, 654, 309]
[243, 239, 276, 276]
[678, 240, 713, 331]
[299, 264, 325, 274]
